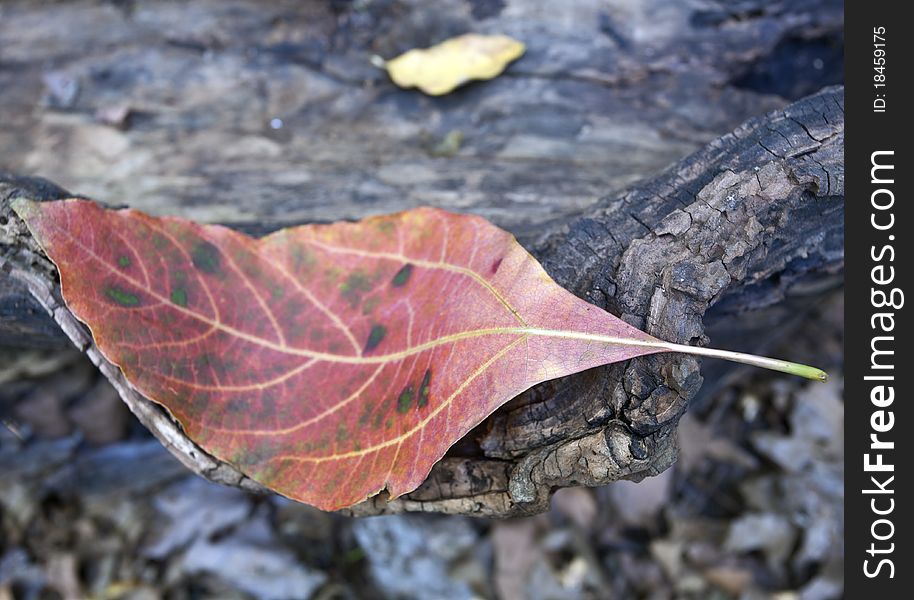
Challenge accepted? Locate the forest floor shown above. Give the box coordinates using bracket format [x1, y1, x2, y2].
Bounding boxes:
[1, 293, 843, 600]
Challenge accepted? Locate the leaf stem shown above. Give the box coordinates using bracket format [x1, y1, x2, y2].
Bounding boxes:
[660, 342, 828, 382]
[509, 329, 828, 382]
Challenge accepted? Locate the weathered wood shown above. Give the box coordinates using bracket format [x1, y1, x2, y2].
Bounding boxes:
[1, 0, 843, 515]
[1, 86, 844, 516]
[1, 0, 840, 228]
[0, 0, 842, 346]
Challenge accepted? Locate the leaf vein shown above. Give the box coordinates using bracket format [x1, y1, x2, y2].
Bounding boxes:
[302, 238, 528, 327]
[220, 247, 288, 346]
[271, 335, 528, 464]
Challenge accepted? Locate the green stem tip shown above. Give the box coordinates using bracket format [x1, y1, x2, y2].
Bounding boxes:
[506, 329, 829, 383]
[663, 342, 828, 382]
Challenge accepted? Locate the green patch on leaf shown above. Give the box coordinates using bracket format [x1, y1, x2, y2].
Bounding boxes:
[170, 288, 188, 307]
[391, 263, 413, 287]
[364, 324, 386, 353]
[340, 270, 374, 308]
[396, 385, 414, 414]
[192, 241, 221, 274]
[418, 369, 432, 408]
[105, 286, 139, 307]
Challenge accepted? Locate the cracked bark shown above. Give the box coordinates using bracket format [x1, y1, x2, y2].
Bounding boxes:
[1, 86, 843, 516]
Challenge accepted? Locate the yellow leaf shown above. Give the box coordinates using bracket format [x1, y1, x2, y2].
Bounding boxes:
[384, 33, 525, 96]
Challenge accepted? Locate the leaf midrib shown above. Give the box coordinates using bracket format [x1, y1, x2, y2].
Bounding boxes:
[56, 218, 666, 367]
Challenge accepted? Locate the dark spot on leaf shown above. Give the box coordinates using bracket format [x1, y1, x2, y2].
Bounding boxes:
[359, 402, 375, 426]
[105, 286, 139, 307]
[372, 410, 385, 430]
[192, 241, 221, 274]
[418, 369, 432, 408]
[117, 255, 131, 268]
[226, 398, 247, 414]
[385, 418, 393, 429]
[391, 263, 413, 287]
[310, 328, 324, 342]
[340, 271, 373, 308]
[396, 385, 414, 414]
[364, 324, 386, 353]
[170, 287, 188, 307]
[491, 257, 503, 274]
[337, 424, 348, 442]
[354, 442, 361, 451]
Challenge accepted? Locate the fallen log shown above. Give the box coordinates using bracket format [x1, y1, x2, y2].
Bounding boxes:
[1, 86, 843, 516]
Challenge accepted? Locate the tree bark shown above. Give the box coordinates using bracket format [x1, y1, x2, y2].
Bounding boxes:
[1, 86, 843, 516]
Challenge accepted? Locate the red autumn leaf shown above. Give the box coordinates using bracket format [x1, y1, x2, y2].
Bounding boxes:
[11, 199, 825, 510]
